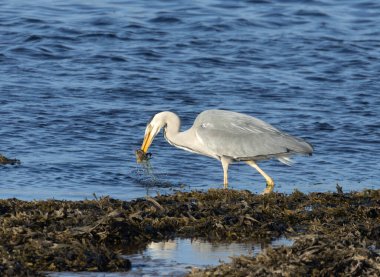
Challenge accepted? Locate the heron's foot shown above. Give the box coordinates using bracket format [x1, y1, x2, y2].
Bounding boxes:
[223, 182, 228, 189]
[261, 180, 274, 194]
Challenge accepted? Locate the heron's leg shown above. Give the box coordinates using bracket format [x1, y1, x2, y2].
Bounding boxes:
[246, 161, 274, 194]
[221, 157, 230, 189]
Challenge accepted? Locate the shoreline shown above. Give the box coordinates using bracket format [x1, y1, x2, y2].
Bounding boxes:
[1, 188, 379, 276]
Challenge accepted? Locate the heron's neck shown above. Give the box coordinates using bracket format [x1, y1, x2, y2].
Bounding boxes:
[163, 112, 183, 146]
[163, 112, 203, 155]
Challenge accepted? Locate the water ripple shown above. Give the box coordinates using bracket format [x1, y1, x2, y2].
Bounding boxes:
[0, 0, 379, 201]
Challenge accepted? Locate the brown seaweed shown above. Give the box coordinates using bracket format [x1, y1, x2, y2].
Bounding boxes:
[189, 233, 380, 276]
[135, 149, 152, 163]
[0, 189, 379, 276]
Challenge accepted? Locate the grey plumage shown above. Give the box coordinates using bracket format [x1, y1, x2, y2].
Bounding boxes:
[140, 109, 313, 193]
[194, 110, 313, 163]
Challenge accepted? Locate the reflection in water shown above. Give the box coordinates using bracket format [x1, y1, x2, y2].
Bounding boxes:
[126, 237, 293, 276]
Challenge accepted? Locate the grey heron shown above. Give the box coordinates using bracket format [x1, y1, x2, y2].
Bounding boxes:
[139, 110, 313, 193]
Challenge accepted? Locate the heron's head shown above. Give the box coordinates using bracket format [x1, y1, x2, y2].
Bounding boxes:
[141, 112, 167, 153]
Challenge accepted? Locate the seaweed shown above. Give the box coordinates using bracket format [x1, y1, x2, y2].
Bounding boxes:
[135, 149, 152, 163]
[0, 189, 379, 276]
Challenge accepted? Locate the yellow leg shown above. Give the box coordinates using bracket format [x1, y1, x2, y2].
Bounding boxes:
[221, 157, 230, 189]
[246, 161, 274, 194]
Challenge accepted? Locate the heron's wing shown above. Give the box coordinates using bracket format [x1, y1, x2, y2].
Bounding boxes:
[194, 110, 312, 160]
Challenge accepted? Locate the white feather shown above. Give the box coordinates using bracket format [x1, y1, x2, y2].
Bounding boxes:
[277, 156, 294, 166]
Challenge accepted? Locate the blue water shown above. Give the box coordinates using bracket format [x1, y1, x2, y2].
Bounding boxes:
[1, 0, 379, 200]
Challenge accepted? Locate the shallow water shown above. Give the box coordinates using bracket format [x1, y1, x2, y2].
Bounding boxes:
[49, 237, 292, 276]
[1, 0, 380, 200]
[126, 237, 293, 276]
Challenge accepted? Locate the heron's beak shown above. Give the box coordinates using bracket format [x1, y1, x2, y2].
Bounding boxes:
[141, 126, 155, 153]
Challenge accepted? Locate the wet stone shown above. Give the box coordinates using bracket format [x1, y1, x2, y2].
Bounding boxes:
[0, 154, 21, 165]
[0, 189, 379, 276]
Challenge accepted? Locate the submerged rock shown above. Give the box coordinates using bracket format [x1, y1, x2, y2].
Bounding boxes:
[0, 189, 379, 276]
[0, 154, 21, 165]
